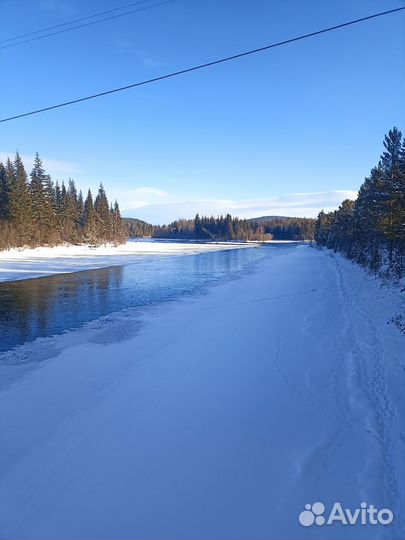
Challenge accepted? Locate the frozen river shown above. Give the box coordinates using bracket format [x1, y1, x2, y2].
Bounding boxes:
[0, 245, 273, 352]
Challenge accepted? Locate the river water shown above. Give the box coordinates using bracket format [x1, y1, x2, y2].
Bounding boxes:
[0, 246, 278, 353]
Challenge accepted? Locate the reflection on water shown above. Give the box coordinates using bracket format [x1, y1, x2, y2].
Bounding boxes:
[0, 247, 267, 352]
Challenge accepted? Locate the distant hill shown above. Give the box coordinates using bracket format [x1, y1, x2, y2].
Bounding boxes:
[247, 215, 295, 224]
[247, 215, 315, 240]
[123, 217, 154, 237]
[123, 217, 152, 226]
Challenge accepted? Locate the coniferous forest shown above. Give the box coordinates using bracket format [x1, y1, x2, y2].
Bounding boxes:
[126, 215, 315, 241]
[2, 128, 404, 272]
[315, 128, 405, 278]
[0, 152, 127, 250]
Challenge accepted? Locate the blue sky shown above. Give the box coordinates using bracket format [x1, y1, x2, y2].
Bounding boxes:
[0, 0, 404, 223]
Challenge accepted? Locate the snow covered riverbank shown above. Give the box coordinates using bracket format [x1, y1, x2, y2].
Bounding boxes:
[0, 245, 403, 539]
[0, 240, 256, 282]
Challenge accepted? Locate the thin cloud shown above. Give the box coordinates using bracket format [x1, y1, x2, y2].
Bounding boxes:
[117, 186, 174, 210]
[115, 42, 164, 68]
[122, 190, 358, 224]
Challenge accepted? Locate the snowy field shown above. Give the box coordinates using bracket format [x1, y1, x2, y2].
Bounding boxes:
[0, 239, 256, 282]
[0, 245, 403, 539]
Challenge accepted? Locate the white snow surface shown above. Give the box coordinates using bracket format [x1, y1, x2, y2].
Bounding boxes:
[0, 239, 255, 282]
[0, 246, 404, 539]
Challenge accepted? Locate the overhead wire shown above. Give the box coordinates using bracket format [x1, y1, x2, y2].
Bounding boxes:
[1, 6, 403, 123]
[0, 0, 177, 50]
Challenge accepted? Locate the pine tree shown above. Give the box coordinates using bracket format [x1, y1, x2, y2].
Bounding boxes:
[327, 199, 355, 254]
[315, 128, 405, 278]
[380, 128, 404, 268]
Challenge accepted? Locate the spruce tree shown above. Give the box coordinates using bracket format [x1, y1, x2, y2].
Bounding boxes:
[194, 213, 202, 237]
[30, 153, 56, 244]
[77, 190, 84, 229]
[224, 213, 235, 241]
[83, 189, 97, 243]
[94, 183, 110, 241]
[9, 152, 34, 245]
[64, 178, 82, 242]
[0, 153, 127, 249]
[0, 162, 9, 220]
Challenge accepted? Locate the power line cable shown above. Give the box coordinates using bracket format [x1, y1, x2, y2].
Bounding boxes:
[0, 0, 177, 50]
[1, 6, 403, 124]
[0, 0, 159, 44]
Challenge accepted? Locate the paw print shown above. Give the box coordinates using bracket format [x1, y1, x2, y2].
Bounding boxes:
[299, 502, 325, 526]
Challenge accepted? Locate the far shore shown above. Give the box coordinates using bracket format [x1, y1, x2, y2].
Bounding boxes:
[0, 239, 264, 283]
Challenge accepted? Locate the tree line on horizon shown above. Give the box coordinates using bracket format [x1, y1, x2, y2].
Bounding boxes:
[0, 153, 127, 250]
[126, 214, 315, 241]
[315, 128, 405, 278]
[4, 129, 402, 261]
